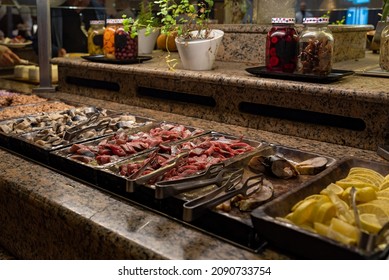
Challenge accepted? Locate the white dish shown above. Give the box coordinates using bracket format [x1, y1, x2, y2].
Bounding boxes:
[0, 40, 33, 49]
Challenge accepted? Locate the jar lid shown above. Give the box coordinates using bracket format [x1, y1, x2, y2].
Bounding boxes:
[106, 18, 124, 24]
[303, 17, 329, 24]
[271, 18, 295, 24]
[90, 20, 105, 25]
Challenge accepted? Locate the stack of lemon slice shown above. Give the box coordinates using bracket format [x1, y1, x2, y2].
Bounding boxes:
[283, 167, 389, 247]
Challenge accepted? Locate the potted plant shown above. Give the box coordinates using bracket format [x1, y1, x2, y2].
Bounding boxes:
[154, 0, 224, 70]
[137, 1, 161, 55]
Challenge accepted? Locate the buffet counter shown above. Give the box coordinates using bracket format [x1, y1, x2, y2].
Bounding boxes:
[0, 52, 388, 260]
[51, 51, 388, 151]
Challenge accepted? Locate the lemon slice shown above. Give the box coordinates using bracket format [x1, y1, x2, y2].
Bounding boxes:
[289, 198, 317, 225]
[327, 228, 358, 246]
[314, 201, 336, 224]
[326, 190, 354, 224]
[379, 180, 389, 191]
[377, 189, 389, 197]
[320, 183, 344, 196]
[291, 194, 328, 213]
[314, 222, 330, 236]
[359, 213, 382, 234]
[329, 217, 359, 243]
[341, 186, 377, 203]
[335, 179, 378, 191]
[349, 167, 384, 181]
[347, 174, 382, 188]
[357, 203, 389, 224]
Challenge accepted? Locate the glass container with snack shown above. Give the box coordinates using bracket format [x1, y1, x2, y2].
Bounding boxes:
[297, 17, 334, 76]
[265, 17, 299, 73]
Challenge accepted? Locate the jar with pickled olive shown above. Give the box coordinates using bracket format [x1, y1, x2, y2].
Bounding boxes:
[103, 19, 121, 59]
[266, 17, 298, 73]
[88, 20, 105, 55]
[114, 23, 138, 60]
[379, 18, 389, 71]
[297, 17, 334, 76]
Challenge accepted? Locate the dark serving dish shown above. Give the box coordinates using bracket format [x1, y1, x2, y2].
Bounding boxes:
[81, 55, 152, 64]
[250, 156, 389, 260]
[246, 66, 354, 83]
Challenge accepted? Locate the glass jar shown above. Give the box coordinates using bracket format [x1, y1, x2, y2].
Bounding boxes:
[266, 17, 298, 73]
[88, 20, 105, 55]
[103, 19, 121, 59]
[297, 17, 334, 76]
[114, 22, 138, 60]
[379, 19, 389, 71]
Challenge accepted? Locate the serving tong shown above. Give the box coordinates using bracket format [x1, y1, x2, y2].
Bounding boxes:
[155, 162, 228, 199]
[129, 150, 189, 185]
[182, 172, 264, 222]
[63, 112, 110, 141]
[350, 187, 389, 254]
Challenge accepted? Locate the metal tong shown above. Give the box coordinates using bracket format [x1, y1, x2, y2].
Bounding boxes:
[182, 173, 263, 222]
[129, 151, 189, 186]
[350, 187, 389, 254]
[155, 162, 227, 199]
[63, 112, 110, 141]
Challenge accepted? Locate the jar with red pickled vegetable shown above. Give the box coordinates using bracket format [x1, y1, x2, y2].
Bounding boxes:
[265, 18, 298, 73]
[114, 21, 138, 60]
[297, 17, 334, 76]
[104, 19, 121, 59]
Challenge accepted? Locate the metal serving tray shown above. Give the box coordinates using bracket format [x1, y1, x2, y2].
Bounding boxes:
[250, 156, 389, 259]
[11, 112, 153, 165]
[50, 122, 205, 185]
[96, 131, 263, 194]
[0, 101, 85, 149]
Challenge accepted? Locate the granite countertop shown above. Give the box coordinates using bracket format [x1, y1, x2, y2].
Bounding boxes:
[52, 51, 389, 104]
[0, 89, 386, 260]
[1, 51, 389, 259]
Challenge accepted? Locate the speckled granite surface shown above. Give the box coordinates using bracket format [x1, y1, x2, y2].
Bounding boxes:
[212, 24, 373, 64]
[0, 88, 386, 260]
[51, 51, 389, 151]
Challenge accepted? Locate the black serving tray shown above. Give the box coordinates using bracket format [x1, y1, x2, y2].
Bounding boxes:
[81, 55, 152, 64]
[250, 156, 389, 260]
[246, 66, 355, 83]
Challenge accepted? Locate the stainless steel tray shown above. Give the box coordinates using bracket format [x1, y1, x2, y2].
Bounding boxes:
[50, 122, 205, 185]
[180, 144, 337, 222]
[96, 131, 263, 194]
[0, 101, 85, 149]
[11, 112, 154, 165]
[250, 156, 389, 259]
